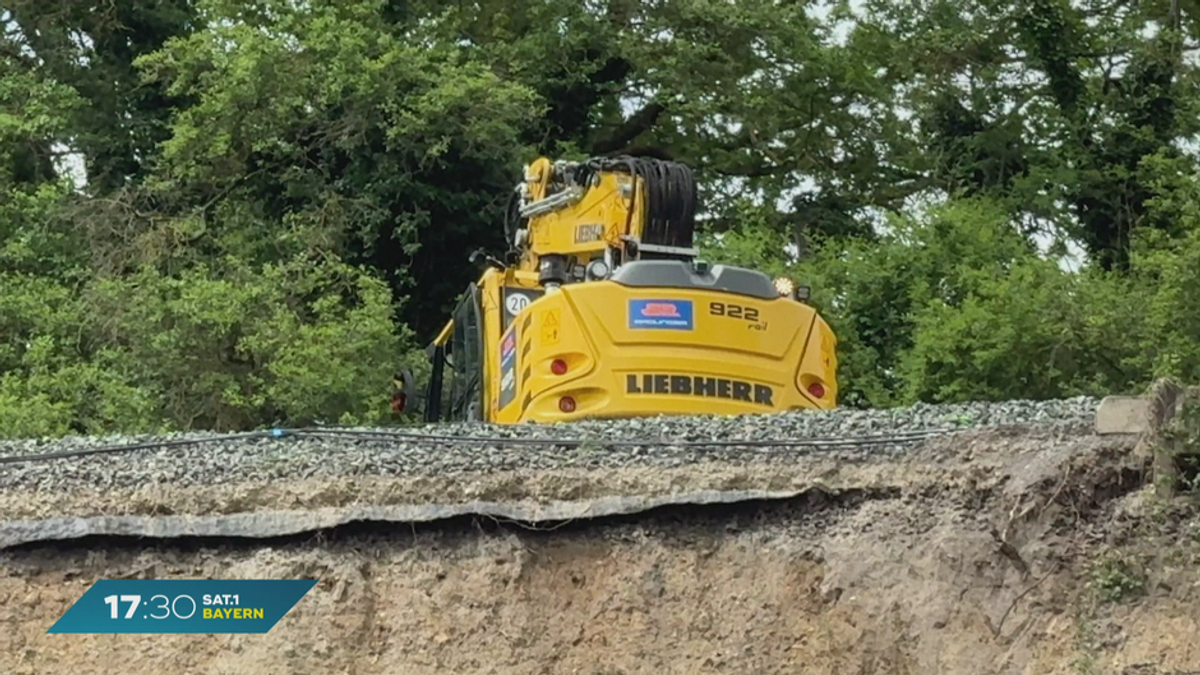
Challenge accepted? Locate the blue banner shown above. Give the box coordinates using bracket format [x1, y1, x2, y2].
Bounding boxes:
[47, 579, 317, 634]
[628, 299, 694, 330]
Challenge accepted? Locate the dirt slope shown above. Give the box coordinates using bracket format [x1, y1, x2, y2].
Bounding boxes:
[3, 426, 1199, 675]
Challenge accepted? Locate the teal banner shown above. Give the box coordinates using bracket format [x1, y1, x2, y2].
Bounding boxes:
[47, 579, 318, 634]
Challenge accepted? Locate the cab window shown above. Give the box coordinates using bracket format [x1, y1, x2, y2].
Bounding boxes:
[446, 284, 484, 421]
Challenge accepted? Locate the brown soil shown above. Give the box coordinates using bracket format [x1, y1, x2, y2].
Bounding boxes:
[3, 427, 1200, 674]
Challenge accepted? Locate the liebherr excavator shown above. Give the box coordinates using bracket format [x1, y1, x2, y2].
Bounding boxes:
[392, 155, 838, 424]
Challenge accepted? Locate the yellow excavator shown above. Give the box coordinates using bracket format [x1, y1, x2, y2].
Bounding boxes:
[391, 155, 838, 424]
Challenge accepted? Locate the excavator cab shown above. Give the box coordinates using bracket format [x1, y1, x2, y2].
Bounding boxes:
[393, 286, 487, 423]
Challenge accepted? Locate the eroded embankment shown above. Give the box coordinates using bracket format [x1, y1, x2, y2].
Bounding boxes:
[3, 424, 1200, 675]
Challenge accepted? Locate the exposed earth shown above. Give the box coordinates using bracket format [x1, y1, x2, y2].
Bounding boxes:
[2, 399, 1199, 674]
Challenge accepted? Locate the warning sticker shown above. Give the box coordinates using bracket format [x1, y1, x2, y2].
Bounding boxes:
[540, 309, 560, 345]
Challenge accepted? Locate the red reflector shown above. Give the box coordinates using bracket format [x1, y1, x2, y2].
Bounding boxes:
[551, 359, 568, 375]
[558, 396, 576, 413]
[807, 382, 825, 399]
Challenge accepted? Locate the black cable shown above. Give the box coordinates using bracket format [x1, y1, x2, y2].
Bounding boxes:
[0, 429, 292, 466]
[293, 426, 955, 448]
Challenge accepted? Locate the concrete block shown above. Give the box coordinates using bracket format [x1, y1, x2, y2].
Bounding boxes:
[1095, 396, 1153, 434]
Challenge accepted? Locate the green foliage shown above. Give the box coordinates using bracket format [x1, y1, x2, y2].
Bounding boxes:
[1158, 392, 1200, 494]
[0, 274, 159, 438]
[123, 0, 546, 337]
[1085, 552, 1147, 604]
[2, 0, 1200, 438]
[0, 256, 412, 436]
[1129, 232, 1200, 385]
[85, 256, 412, 431]
[703, 193, 1197, 408]
[4, 0, 197, 190]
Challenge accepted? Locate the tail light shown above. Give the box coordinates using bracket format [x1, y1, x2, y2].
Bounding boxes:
[558, 396, 576, 413]
[807, 382, 825, 399]
[551, 359, 568, 375]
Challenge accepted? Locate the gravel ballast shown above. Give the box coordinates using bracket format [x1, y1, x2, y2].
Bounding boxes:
[0, 398, 1104, 493]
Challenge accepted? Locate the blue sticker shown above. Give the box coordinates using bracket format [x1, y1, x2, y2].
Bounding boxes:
[629, 299, 694, 330]
[47, 579, 317, 634]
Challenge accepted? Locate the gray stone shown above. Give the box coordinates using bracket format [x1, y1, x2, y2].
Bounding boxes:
[0, 397, 1101, 494]
[1095, 396, 1152, 434]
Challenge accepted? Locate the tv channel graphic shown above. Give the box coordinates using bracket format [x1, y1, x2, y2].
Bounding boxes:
[628, 299, 694, 330]
[46, 579, 318, 634]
